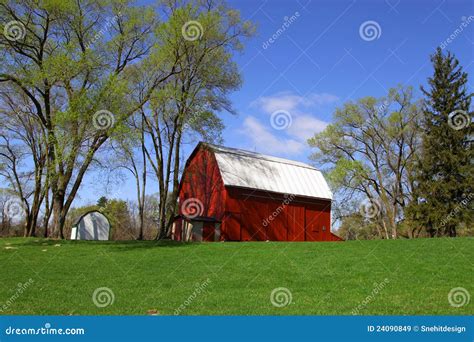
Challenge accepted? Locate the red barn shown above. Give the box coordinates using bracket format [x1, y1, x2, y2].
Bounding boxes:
[171, 142, 342, 242]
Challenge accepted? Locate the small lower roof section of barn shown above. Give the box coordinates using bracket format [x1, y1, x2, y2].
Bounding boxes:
[171, 142, 343, 242]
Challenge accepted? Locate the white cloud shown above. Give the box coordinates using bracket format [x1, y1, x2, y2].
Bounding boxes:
[288, 115, 328, 141]
[236, 91, 337, 159]
[252, 93, 304, 113]
[251, 91, 339, 114]
[306, 93, 340, 107]
[240, 116, 305, 155]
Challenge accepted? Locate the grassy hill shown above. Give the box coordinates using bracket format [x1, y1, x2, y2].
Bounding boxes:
[0, 237, 472, 315]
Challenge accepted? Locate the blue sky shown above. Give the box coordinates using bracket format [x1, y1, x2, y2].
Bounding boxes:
[221, 0, 473, 157]
[80, 0, 473, 205]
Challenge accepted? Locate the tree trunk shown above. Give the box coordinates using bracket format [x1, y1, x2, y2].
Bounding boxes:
[26, 195, 43, 237]
[447, 225, 456, 237]
[22, 199, 31, 237]
[138, 123, 146, 240]
[43, 206, 52, 238]
[52, 191, 65, 239]
[160, 128, 183, 240]
[391, 205, 398, 239]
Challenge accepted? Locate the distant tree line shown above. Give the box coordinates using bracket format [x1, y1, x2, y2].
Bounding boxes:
[0, 0, 254, 239]
[309, 49, 473, 240]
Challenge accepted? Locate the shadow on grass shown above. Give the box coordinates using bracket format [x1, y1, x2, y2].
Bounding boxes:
[7, 238, 195, 250]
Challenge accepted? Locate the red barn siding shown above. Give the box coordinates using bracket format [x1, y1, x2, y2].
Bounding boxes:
[287, 205, 305, 241]
[179, 147, 226, 219]
[222, 187, 332, 242]
[202, 222, 215, 242]
[330, 232, 344, 241]
[224, 212, 242, 241]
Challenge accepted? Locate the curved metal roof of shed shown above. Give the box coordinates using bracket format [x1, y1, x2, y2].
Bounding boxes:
[202, 143, 333, 200]
[72, 210, 110, 227]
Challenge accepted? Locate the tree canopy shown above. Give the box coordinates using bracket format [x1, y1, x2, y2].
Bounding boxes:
[0, 0, 254, 238]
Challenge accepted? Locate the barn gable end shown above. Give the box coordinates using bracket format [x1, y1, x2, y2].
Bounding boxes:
[178, 144, 226, 220]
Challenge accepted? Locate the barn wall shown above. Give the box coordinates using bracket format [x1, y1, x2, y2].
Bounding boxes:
[223, 187, 333, 241]
[178, 146, 226, 221]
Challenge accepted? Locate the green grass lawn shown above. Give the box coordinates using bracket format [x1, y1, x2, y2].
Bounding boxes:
[0, 237, 472, 315]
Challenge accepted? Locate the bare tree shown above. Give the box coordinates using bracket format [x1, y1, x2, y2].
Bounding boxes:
[0, 0, 179, 238]
[110, 113, 148, 239]
[309, 86, 422, 239]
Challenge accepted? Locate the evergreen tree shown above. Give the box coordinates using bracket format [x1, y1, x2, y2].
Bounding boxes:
[411, 48, 473, 237]
[97, 197, 109, 208]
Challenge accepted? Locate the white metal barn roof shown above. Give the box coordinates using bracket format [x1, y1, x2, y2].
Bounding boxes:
[206, 144, 333, 200]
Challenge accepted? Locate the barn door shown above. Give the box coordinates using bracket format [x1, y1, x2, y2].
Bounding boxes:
[287, 206, 305, 241]
[305, 207, 322, 241]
